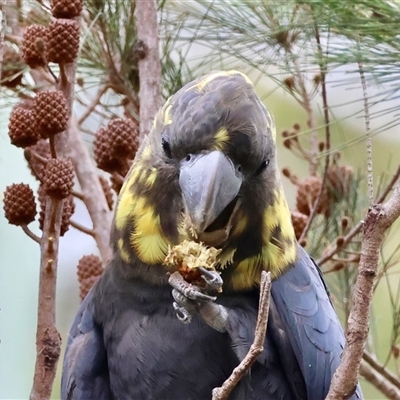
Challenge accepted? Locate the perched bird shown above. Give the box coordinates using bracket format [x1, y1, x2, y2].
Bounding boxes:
[62, 71, 363, 400]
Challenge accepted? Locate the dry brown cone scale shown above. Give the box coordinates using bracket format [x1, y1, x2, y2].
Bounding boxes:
[8, 106, 40, 148]
[22, 24, 47, 69]
[327, 164, 354, 202]
[45, 19, 80, 64]
[291, 210, 309, 241]
[42, 158, 74, 199]
[77, 255, 103, 300]
[51, 0, 83, 19]
[3, 184, 37, 226]
[33, 90, 68, 138]
[93, 118, 139, 176]
[296, 176, 330, 216]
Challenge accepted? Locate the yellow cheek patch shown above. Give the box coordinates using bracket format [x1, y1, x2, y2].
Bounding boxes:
[115, 187, 137, 231]
[230, 257, 262, 291]
[229, 188, 297, 290]
[213, 127, 229, 151]
[130, 201, 169, 264]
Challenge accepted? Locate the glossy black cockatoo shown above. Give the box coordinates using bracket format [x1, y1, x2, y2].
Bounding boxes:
[62, 70, 363, 400]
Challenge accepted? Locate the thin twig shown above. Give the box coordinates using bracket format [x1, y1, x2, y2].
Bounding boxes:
[21, 224, 41, 244]
[363, 350, 400, 391]
[78, 83, 109, 125]
[70, 220, 95, 237]
[71, 189, 85, 201]
[212, 271, 271, 400]
[359, 61, 374, 206]
[317, 164, 400, 266]
[360, 359, 400, 400]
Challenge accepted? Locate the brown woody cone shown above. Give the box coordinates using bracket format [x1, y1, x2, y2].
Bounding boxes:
[3, 183, 37, 226]
[22, 25, 47, 68]
[33, 90, 68, 138]
[1, 46, 25, 88]
[8, 106, 40, 148]
[291, 210, 309, 240]
[25, 139, 51, 180]
[93, 128, 125, 174]
[327, 164, 354, 202]
[45, 19, 80, 64]
[77, 255, 103, 281]
[51, 0, 83, 18]
[43, 158, 74, 199]
[107, 118, 140, 158]
[99, 176, 114, 210]
[296, 176, 329, 216]
[77, 254, 103, 300]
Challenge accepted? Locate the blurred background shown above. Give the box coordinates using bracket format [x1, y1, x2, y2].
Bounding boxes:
[2, 1, 400, 399]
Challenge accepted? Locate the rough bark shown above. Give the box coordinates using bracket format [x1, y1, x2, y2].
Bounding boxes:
[326, 184, 400, 399]
[134, 0, 162, 142]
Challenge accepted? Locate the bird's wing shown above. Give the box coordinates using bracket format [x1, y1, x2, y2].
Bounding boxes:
[61, 286, 111, 400]
[270, 245, 363, 399]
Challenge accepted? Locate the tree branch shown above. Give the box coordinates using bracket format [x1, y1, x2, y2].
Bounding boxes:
[68, 117, 112, 263]
[30, 197, 63, 400]
[134, 0, 162, 142]
[326, 184, 400, 399]
[212, 271, 271, 400]
[360, 359, 400, 400]
[363, 350, 400, 391]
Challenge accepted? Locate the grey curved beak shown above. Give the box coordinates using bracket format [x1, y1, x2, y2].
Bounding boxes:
[179, 150, 242, 234]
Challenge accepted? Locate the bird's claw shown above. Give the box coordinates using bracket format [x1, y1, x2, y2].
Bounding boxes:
[169, 271, 217, 302]
[173, 301, 192, 324]
[169, 270, 223, 324]
[198, 267, 223, 292]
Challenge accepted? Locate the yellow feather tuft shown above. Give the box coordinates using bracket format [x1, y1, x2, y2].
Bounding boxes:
[146, 168, 157, 187]
[118, 238, 131, 263]
[213, 127, 230, 151]
[129, 199, 169, 264]
[115, 187, 136, 231]
[163, 104, 173, 126]
[230, 257, 262, 291]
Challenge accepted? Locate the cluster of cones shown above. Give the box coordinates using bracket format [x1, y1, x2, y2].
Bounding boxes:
[281, 125, 354, 244]
[1, 0, 82, 89]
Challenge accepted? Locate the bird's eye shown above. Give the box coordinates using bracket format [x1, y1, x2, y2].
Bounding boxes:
[255, 160, 269, 176]
[185, 154, 192, 162]
[162, 137, 173, 159]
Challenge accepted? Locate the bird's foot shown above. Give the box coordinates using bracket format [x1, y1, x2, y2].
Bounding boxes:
[169, 270, 228, 332]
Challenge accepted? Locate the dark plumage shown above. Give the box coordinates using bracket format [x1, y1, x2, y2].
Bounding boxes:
[62, 71, 363, 400]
